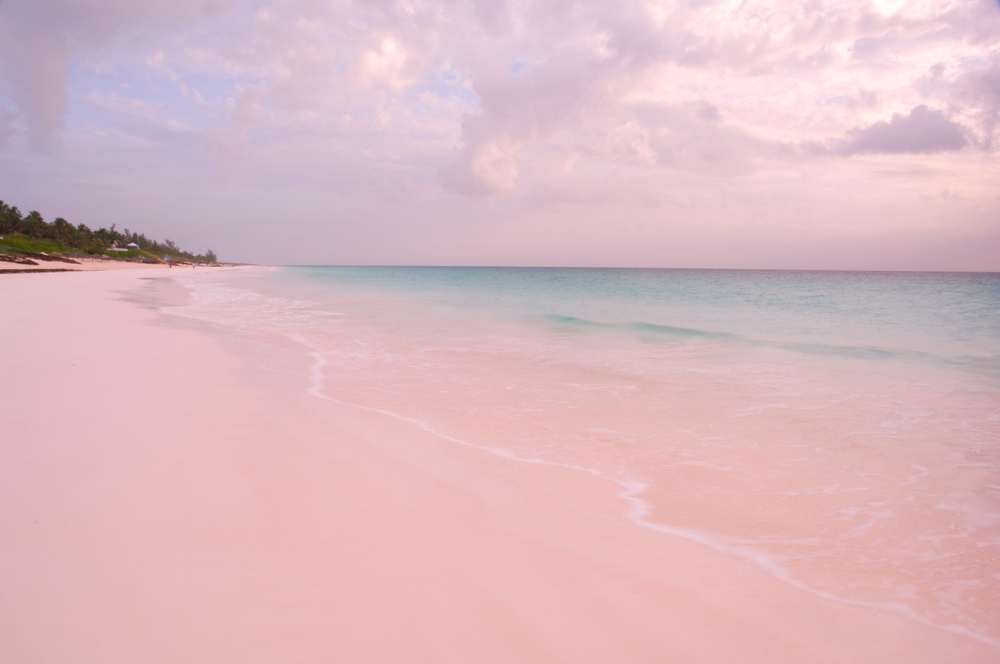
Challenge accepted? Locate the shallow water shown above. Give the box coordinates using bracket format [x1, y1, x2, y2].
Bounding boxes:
[170, 267, 1000, 645]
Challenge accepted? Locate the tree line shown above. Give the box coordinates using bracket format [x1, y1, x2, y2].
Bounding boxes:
[0, 199, 217, 263]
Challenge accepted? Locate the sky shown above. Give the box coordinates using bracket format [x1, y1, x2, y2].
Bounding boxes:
[0, 0, 998, 270]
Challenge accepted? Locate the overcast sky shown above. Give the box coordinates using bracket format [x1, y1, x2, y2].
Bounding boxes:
[1, 0, 998, 269]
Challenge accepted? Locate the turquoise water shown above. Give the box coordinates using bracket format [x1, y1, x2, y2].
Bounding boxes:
[283, 266, 1000, 362]
[173, 267, 1000, 645]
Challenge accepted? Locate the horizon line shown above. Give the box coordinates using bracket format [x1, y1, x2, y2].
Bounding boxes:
[267, 264, 1000, 275]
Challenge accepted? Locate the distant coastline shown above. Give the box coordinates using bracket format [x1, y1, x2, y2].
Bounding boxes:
[0, 199, 218, 268]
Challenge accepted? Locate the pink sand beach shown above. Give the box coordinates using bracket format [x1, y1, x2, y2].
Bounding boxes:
[1, 268, 996, 663]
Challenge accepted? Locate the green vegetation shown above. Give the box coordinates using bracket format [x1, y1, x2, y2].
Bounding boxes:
[0, 199, 218, 264]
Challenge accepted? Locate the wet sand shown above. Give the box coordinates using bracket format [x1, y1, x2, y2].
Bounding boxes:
[1, 269, 994, 663]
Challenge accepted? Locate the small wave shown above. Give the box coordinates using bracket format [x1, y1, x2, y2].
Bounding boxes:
[628, 321, 735, 339]
[544, 314, 733, 340]
[779, 341, 897, 360]
[544, 314, 610, 328]
[543, 313, 1000, 374]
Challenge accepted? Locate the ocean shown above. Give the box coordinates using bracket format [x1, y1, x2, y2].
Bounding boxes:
[170, 266, 1000, 645]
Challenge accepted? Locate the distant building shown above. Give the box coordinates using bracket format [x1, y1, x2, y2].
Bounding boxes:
[126, 242, 140, 250]
[108, 241, 128, 252]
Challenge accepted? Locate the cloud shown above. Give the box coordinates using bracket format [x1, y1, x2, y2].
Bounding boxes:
[0, 10, 69, 150]
[838, 105, 967, 155]
[86, 92, 163, 122]
[0, 0, 238, 149]
[3, 0, 996, 168]
[954, 57, 1000, 149]
[472, 0, 513, 37]
[437, 0, 1000, 194]
[0, 0, 999, 271]
[442, 49, 607, 194]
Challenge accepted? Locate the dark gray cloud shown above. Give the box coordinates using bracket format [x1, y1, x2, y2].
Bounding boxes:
[839, 105, 967, 155]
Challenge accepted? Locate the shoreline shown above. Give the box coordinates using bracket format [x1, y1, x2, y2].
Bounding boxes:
[297, 314, 1000, 652]
[2, 269, 996, 663]
[0, 260, 241, 274]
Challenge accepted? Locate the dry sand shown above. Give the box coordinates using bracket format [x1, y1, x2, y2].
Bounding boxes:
[1, 269, 995, 663]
